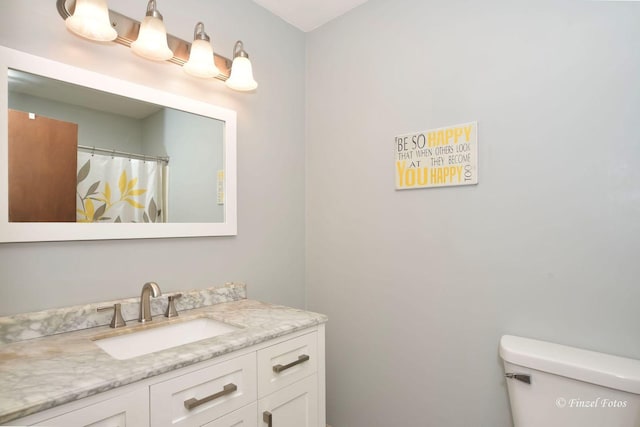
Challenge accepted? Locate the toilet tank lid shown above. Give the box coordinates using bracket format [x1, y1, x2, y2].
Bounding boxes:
[500, 335, 640, 394]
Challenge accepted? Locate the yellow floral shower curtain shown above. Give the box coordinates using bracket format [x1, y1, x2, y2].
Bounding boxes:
[76, 152, 165, 223]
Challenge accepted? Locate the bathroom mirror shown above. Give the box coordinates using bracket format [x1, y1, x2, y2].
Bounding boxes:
[0, 47, 237, 242]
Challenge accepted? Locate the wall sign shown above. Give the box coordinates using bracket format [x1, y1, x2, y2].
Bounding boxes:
[395, 121, 478, 190]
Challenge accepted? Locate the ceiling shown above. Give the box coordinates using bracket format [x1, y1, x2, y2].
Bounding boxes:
[251, 0, 370, 32]
[9, 69, 161, 119]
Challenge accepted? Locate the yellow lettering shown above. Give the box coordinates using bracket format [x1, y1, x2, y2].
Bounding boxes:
[406, 168, 416, 187]
[418, 167, 429, 185]
[424, 123, 475, 147]
[464, 125, 473, 142]
[454, 127, 464, 143]
[455, 165, 462, 182]
[443, 167, 451, 181]
[427, 132, 437, 147]
[396, 161, 406, 188]
[445, 128, 454, 144]
[398, 163, 434, 188]
[449, 167, 457, 182]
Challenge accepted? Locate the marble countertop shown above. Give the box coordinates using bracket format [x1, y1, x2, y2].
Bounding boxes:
[0, 299, 327, 424]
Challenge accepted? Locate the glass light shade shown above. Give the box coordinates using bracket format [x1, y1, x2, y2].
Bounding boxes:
[184, 39, 220, 78]
[226, 57, 258, 91]
[131, 15, 173, 61]
[65, 0, 117, 42]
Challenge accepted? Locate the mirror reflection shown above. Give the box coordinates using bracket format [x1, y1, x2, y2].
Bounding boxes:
[8, 69, 225, 224]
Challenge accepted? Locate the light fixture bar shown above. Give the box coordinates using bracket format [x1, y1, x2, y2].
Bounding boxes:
[56, 0, 232, 80]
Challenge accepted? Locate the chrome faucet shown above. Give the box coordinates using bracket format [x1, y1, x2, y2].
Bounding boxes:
[139, 282, 161, 323]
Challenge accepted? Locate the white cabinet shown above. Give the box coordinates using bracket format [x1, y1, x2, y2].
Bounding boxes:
[33, 387, 149, 427]
[201, 403, 257, 427]
[257, 332, 317, 398]
[10, 326, 325, 427]
[150, 353, 257, 427]
[258, 376, 318, 427]
[256, 332, 319, 427]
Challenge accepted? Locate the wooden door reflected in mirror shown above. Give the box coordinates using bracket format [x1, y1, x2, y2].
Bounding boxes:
[8, 110, 77, 222]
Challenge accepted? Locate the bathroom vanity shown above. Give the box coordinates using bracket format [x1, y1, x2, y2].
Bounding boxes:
[0, 283, 327, 427]
[0, 48, 327, 426]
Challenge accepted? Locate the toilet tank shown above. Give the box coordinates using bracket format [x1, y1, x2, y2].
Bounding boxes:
[500, 335, 640, 427]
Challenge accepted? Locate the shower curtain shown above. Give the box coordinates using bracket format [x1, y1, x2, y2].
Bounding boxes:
[76, 152, 166, 223]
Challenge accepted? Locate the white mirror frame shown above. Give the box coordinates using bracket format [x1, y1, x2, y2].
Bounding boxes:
[0, 47, 237, 242]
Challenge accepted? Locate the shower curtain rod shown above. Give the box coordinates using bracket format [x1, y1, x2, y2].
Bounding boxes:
[78, 145, 169, 164]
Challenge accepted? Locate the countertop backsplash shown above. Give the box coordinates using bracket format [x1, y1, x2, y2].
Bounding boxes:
[0, 282, 247, 344]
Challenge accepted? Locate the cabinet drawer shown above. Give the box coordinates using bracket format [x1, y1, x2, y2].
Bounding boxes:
[257, 332, 317, 398]
[201, 402, 257, 427]
[34, 386, 148, 427]
[151, 353, 257, 427]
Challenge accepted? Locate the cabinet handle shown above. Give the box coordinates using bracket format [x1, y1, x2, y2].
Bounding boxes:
[263, 410, 272, 427]
[183, 383, 237, 410]
[272, 354, 310, 373]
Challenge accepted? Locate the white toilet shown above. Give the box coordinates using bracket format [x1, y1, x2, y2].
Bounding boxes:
[500, 335, 640, 426]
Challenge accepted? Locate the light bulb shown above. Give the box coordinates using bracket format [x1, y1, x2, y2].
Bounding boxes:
[65, 0, 117, 42]
[130, 0, 173, 61]
[183, 23, 220, 78]
[225, 41, 258, 91]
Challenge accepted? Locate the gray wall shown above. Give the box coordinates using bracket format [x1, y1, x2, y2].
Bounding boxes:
[2, 1, 639, 426]
[0, 0, 306, 314]
[141, 108, 225, 223]
[9, 92, 143, 153]
[162, 108, 225, 223]
[305, 1, 640, 426]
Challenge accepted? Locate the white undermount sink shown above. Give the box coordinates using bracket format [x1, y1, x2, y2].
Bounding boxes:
[94, 317, 240, 360]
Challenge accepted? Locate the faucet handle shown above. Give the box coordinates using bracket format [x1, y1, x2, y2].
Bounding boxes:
[165, 293, 183, 318]
[97, 303, 127, 328]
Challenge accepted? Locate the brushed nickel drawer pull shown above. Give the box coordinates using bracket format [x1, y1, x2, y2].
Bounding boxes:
[273, 354, 310, 373]
[183, 383, 237, 410]
[263, 410, 272, 426]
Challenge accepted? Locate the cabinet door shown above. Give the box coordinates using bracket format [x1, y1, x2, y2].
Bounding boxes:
[201, 403, 257, 427]
[257, 376, 318, 427]
[35, 387, 148, 427]
[150, 352, 256, 427]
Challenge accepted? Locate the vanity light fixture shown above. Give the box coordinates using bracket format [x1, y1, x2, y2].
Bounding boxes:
[226, 41, 258, 92]
[64, 0, 117, 42]
[183, 22, 220, 78]
[56, 0, 258, 91]
[130, 0, 173, 61]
